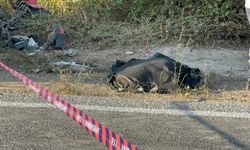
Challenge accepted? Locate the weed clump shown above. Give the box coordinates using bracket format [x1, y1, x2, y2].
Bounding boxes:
[1, 0, 249, 47]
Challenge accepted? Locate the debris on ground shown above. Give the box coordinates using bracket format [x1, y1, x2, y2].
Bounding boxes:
[109, 52, 203, 93]
[9, 0, 49, 14]
[125, 51, 134, 55]
[63, 49, 77, 57]
[5, 25, 74, 55]
[0, 3, 81, 74]
[49, 61, 100, 73]
[40, 25, 70, 50]
[32, 68, 41, 73]
[0, 0, 49, 41]
[8, 35, 38, 51]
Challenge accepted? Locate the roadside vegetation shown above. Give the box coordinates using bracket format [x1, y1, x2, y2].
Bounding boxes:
[1, 0, 249, 48]
[0, 0, 249, 101]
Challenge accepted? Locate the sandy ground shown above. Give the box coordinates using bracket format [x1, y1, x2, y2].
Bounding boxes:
[0, 44, 249, 102]
[77, 45, 249, 76]
[75, 44, 249, 90]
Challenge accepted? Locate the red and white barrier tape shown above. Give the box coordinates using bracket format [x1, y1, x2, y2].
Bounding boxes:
[0, 61, 139, 150]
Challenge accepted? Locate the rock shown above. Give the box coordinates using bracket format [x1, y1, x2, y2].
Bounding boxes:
[63, 49, 77, 57]
[125, 51, 134, 55]
[49, 61, 98, 73]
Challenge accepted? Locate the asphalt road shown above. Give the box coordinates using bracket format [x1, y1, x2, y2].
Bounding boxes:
[0, 92, 250, 150]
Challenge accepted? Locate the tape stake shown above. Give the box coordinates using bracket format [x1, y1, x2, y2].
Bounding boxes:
[0, 61, 139, 150]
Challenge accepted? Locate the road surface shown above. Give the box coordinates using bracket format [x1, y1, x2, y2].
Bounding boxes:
[0, 92, 250, 150]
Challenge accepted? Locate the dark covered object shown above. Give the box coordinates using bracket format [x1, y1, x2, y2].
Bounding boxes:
[109, 53, 202, 93]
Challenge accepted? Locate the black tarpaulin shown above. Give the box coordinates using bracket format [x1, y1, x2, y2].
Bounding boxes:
[109, 53, 202, 93]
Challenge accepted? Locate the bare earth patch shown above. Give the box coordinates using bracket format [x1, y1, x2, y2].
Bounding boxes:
[0, 44, 249, 103]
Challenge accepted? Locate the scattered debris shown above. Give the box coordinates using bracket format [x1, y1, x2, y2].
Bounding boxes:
[125, 51, 134, 55]
[0, 2, 80, 74]
[26, 52, 36, 56]
[27, 37, 38, 51]
[32, 68, 41, 73]
[144, 50, 152, 59]
[49, 61, 99, 73]
[63, 49, 78, 57]
[9, 35, 29, 50]
[1, 0, 49, 41]
[8, 35, 38, 51]
[9, 0, 49, 14]
[40, 25, 70, 50]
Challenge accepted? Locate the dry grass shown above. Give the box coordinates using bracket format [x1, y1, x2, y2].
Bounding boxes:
[1, 0, 249, 48]
[0, 81, 249, 103]
[209, 90, 250, 103]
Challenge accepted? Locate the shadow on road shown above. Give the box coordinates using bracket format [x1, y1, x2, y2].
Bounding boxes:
[170, 101, 249, 150]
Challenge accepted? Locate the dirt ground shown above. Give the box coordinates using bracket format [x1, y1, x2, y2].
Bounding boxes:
[0, 43, 249, 103]
[76, 44, 249, 91]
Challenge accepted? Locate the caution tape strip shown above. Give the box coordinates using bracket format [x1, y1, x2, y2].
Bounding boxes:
[0, 61, 139, 150]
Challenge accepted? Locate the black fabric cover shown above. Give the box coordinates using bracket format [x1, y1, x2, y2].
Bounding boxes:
[109, 53, 202, 93]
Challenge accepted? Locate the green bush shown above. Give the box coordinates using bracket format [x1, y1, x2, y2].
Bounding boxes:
[41, 0, 249, 45]
[1, 0, 249, 46]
